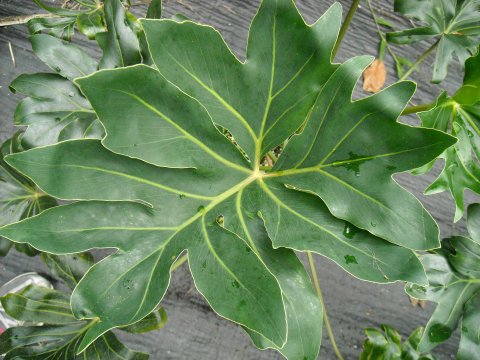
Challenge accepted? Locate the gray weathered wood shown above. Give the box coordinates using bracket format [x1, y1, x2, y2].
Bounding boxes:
[0, 0, 478, 358]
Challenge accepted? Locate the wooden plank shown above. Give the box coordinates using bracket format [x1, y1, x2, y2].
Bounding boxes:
[0, 0, 476, 358]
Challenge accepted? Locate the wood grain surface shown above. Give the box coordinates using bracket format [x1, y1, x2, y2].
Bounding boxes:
[0, 0, 478, 358]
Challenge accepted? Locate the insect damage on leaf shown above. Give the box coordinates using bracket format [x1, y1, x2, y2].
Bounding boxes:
[0, 0, 456, 359]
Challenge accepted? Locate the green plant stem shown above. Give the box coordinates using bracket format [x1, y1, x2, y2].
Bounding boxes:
[332, 0, 361, 59]
[401, 102, 436, 115]
[307, 252, 345, 360]
[366, 0, 403, 68]
[399, 39, 439, 81]
[171, 254, 188, 272]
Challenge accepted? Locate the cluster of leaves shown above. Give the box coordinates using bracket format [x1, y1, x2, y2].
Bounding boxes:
[1, 0, 155, 253]
[415, 49, 480, 221]
[405, 203, 480, 358]
[1, 0, 480, 359]
[360, 325, 435, 360]
[0, 0, 460, 359]
[0, 252, 167, 359]
[0, 133, 56, 257]
[387, 0, 480, 83]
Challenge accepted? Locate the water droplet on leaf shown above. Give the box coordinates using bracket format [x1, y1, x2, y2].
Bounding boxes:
[343, 222, 359, 239]
[344, 254, 358, 264]
[216, 215, 224, 226]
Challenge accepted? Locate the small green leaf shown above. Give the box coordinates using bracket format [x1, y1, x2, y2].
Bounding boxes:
[376, 17, 395, 28]
[41, 253, 94, 289]
[147, 0, 162, 19]
[30, 34, 97, 81]
[388, 0, 480, 83]
[77, 9, 106, 40]
[418, 51, 480, 221]
[28, 16, 76, 41]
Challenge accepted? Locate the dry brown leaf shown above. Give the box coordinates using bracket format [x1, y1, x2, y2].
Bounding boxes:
[363, 59, 386, 93]
[408, 295, 427, 309]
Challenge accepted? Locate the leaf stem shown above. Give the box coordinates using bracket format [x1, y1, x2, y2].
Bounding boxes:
[307, 252, 344, 360]
[366, 0, 404, 76]
[332, 0, 361, 59]
[399, 39, 439, 81]
[171, 254, 188, 272]
[401, 102, 436, 115]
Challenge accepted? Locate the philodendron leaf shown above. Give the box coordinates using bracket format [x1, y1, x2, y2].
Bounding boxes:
[0, 136, 57, 256]
[406, 203, 480, 355]
[10, 34, 103, 149]
[387, 0, 480, 83]
[0, 285, 149, 359]
[360, 325, 436, 359]
[0, 0, 455, 358]
[416, 50, 480, 221]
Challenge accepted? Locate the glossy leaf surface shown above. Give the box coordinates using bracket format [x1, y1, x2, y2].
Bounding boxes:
[0, 0, 456, 358]
[417, 50, 480, 221]
[406, 203, 480, 354]
[388, 0, 480, 83]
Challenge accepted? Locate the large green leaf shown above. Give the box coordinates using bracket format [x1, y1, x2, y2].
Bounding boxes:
[0, 135, 57, 256]
[0, 0, 455, 358]
[387, 0, 480, 83]
[416, 49, 480, 221]
[406, 203, 480, 354]
[10, 35, 103, 149]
